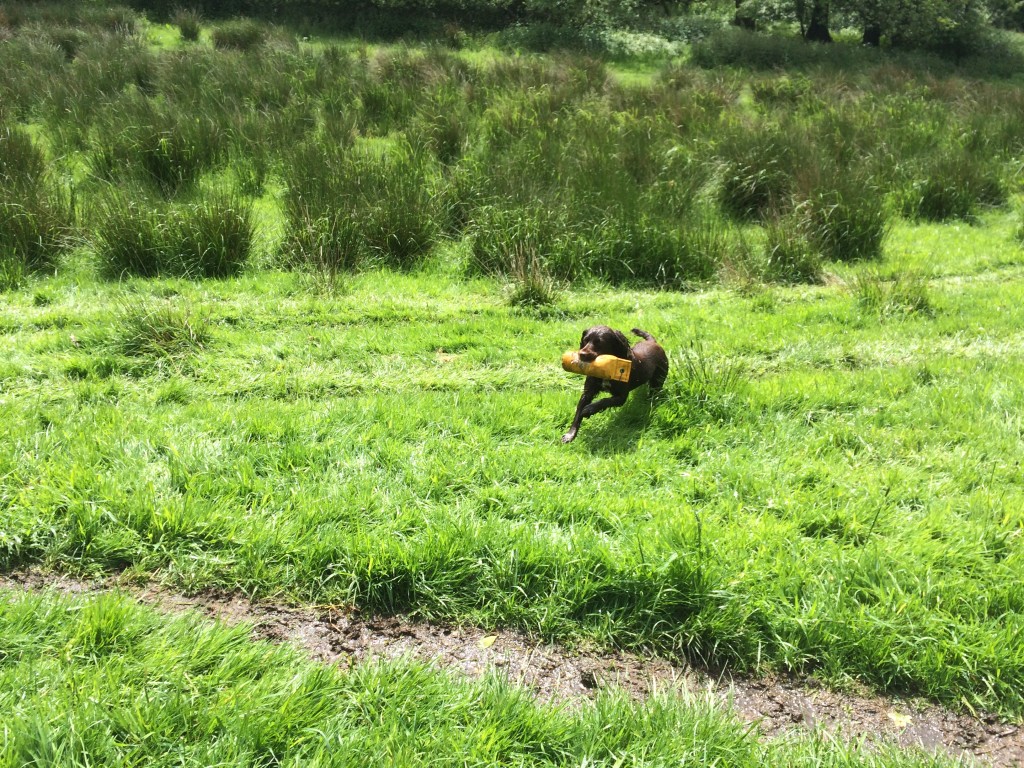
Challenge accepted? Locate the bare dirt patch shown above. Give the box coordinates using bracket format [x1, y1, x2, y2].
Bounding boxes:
[2, 568, 1020, 766]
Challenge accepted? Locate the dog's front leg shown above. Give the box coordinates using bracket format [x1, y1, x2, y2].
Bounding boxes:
[562, 378, 602, 443]
[579, 393, 628, 422]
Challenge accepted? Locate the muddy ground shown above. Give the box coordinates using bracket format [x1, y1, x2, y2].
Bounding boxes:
[1, 569, 1020, 767]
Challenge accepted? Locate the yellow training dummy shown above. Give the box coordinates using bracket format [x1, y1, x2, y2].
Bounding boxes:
[561, 351, 632, 383]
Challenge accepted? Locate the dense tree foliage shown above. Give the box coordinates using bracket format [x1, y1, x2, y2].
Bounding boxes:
[98, 0, 1019, 56]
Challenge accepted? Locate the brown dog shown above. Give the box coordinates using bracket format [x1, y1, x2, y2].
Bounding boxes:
[562, 326, 669, 443]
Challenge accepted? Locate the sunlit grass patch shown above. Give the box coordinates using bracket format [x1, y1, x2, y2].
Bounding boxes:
[0, 590, 961, 768]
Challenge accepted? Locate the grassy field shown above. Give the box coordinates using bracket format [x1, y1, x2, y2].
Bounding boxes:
[2, 2, 1024, 763]
[3, 213, 1024, 717]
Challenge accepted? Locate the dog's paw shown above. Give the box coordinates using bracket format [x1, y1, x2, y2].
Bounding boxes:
[561, 431, 577, 444]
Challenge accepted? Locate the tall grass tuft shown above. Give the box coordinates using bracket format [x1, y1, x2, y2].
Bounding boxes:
[89, 93, 225, 196]
[283, 139, 441, 270]
[801, 171, 890, 262]
[899, 151, 1007, 222]
[211, 19, 267, 52]
[691, 27, 862, 70]
[715, 123, 801, 222]
[0, 126, 74, 286]
[172, 7, 202, 42]
[580, 212, 727, 287]
[175, 195, 254, 278]
[655, 342, 746, 432]
[0, 124, 46, 186]
[93, 190, 254, 279]
[92, 191, 168, 279]
[760, 214, 822, 284]
[853, 270, 935, 318]
[502, 238, 562, 309]
[284, 210, 362, 289]
[113, 298, 209, 358]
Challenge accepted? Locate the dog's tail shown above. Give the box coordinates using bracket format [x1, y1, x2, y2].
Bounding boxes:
[632, 328, 656, 342]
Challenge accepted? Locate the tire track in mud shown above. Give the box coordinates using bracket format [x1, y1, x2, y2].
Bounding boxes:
[2, 569, 1021, 767]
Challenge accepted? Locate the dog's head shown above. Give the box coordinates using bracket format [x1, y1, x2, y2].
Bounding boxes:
[578, 325, 631, 363]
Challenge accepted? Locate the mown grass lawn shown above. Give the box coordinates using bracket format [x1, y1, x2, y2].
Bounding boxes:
[3, 213, 1023, 724]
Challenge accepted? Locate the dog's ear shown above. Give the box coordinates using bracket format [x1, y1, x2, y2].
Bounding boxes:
[611, 328, 632, 358]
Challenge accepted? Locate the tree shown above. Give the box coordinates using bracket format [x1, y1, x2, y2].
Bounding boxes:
[802, 0, 833, 40]
[838, 0, 991, 57]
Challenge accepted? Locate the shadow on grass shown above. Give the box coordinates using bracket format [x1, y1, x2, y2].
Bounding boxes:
[572, 392, 661, 455]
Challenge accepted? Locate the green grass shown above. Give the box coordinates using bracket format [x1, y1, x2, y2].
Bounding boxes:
[2, 212, 1024, 718]
[0, 589, 963, 767]
[2, 4, 1024, 755]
